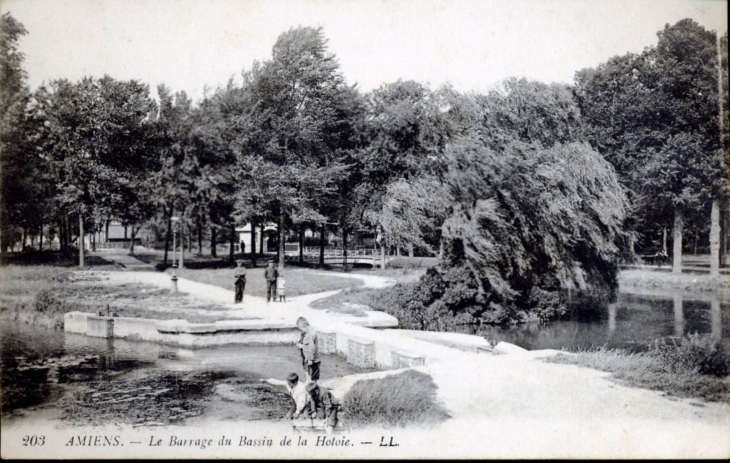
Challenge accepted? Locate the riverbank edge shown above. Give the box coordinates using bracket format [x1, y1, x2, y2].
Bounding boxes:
[618, 269, 730, 296]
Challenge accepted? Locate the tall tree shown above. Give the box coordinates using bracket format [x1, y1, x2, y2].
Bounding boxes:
[232, 27, 351, 270]
[576, 19, 727, 273]
[35, 76, 155, 266]
[0, 13, 44, 252]
[357, 81, 454, 260]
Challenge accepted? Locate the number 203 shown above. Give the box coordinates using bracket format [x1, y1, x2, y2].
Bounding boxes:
[22, 435, 45, 446]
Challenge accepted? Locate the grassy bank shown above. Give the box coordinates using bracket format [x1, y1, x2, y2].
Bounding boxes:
[343, 369, 450, 429]
[309, 267, 427, 312]
[0, 265, 244, 328]
[619, 269, 730, 294]
[547, 335, 730, 403]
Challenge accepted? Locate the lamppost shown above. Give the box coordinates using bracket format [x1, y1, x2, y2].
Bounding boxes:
[171, 216, 179, 294]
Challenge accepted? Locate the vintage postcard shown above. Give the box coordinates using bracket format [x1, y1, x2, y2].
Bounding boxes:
[1, 0, 728, 459]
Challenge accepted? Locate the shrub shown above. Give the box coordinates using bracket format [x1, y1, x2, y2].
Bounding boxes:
[343, 370, 450, 429]
[649, 334, 730, 377]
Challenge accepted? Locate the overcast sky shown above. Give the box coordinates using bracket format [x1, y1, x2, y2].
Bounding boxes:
[3, 0, 728, 102]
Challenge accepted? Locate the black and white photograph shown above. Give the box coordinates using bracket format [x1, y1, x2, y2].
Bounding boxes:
[0, 0, 728, 459]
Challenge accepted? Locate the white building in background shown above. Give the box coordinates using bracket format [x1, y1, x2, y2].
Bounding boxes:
[235, 223, 278, 253]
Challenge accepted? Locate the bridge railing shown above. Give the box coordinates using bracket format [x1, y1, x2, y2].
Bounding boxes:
[301, 247, 393, 258]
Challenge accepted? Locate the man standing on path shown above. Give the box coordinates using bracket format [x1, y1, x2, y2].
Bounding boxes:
[234, 260, 246, 304]
[265, 261, 279, 302]
[259, 372, 308, 420]
[296, 317, 320, 382]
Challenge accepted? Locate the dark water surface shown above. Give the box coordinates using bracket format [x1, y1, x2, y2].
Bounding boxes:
[0, 324, 366, 417]
[473, 292, 730, 352]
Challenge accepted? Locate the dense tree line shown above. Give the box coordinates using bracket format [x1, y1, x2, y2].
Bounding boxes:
[1, 13, 727, 324]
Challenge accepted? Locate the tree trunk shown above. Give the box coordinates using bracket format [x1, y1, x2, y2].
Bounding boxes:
[129, 225, 136, 255]
[58, 220, 65, 252]
[250, 220, 257, 267]
[163, 215, 171, 266]
[259, 224, 264, 255]
[229, 222, 235, 263]
[39, 222, 44, 252]
[396, 245, 401, 257]
[662, 227, 667, 253]
[105, 220, 110, 242]
[91, 229, 95, 252]
[710, 200, 721, 276]
[124, 225, 127, 240]
[672, 210, 683, 274]
[381, 242, 386, 270]
[408, 243, 414, 258]
[211, 227, 217, 257]
[720, 209, 730, 268]
[299, 224, 304, 264]
[278, 210, 285, 271]
[197, 220, 203, 257]
[693, 226, 698, 255]
[22, 228, 27, 250]
[79, 213, 85, 268]
[319, 224, 325, 267]
[342, 228, 348, 270]
[673, 294, 684, 337]
[179, 223, 185, 269]
[65, 217, 70, 251]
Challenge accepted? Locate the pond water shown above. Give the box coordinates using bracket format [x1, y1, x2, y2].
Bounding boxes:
[0, 324, 369, 423]
[473, 292, 729, 352]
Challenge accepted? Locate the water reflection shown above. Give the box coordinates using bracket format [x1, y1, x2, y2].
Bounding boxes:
[1, 324, 368, 414]
[472, 292, 729, 352]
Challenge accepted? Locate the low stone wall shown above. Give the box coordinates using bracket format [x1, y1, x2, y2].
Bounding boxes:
[321, 321, 477, 370]
[64, 312, 91, 334]
[63, 312, 300, 347]
[114, 316, 166, 342]
[63, 312, 498, 369]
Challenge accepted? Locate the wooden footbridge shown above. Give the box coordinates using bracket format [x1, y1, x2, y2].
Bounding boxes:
[287, 246, 394, 267]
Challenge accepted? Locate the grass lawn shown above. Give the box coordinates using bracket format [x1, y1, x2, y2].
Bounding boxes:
[309, 266, 428, 312]
[0, 265, 246, 328]
[309, 287, 378, 312]
[167, 266, 363, 298]
[546, 348, 730, 403]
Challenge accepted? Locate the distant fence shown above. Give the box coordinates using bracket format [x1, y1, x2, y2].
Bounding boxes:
[94, 240, 140, 250]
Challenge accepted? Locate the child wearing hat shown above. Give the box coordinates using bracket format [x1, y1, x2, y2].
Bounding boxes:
[304, 382, 340, 434]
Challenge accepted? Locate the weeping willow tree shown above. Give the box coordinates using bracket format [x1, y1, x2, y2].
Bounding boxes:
[373, 79, 631, 327]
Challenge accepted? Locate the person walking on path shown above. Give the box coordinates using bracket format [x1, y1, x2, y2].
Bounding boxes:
[234, 260, 246, 304]
[304, 382, 340, 434]
[296, 317, 320, 382]
[265, 261, 279, 302]
[277, 273, 286, 302]
[259, 372, 308, 420]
